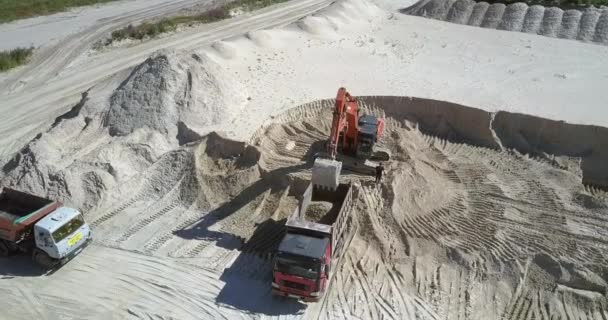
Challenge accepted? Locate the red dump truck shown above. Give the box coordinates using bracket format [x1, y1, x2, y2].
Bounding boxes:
[271, 181, 356, 302]
[0, 187, 92, 268]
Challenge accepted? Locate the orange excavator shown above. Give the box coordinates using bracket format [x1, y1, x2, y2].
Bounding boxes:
[312, 87, 390, 190]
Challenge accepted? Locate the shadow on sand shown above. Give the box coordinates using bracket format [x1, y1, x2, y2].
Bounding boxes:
[171, 144, 319, 315]
[214, 213, 309, 315]
[173, 163, 309, 249]
[0, 255, 47, 278]
[215, 250, 307, 315]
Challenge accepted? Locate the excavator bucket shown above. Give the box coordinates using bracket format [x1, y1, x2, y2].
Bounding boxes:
[312, 158, 342, 190]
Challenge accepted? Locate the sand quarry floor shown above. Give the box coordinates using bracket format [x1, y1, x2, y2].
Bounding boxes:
[1, 0, 608, 319]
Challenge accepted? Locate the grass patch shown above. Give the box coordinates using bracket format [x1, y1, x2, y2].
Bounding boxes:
[109, 7, 230, 43]
[237, 0, 291, 11]
[106, 0, 290, 45]
[0, 0, 121, 24]
[0, 47, 34, 72]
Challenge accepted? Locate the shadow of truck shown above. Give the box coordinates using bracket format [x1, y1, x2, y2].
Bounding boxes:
[215, 218, 307, 315]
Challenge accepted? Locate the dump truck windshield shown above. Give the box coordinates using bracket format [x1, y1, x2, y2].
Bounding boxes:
[52, 214, 84, 242]
[275, 255, 320, 280]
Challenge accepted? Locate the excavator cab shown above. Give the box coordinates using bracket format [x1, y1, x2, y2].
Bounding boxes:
[356, 115, 379, 159]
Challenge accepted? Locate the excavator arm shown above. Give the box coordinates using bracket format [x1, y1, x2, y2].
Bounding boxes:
[327, 88, 349, 158]
[327, 87, 360, 159]
[314, 88, 359, 190]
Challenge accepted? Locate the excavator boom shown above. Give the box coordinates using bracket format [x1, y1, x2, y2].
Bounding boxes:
[327, 88, 359, 158]
[314, 88, 356, 190]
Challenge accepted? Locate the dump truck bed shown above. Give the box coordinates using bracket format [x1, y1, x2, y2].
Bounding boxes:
[0, 188, 61, 242]
[285, 183, 354, 261]
[302, 184, 349, 224]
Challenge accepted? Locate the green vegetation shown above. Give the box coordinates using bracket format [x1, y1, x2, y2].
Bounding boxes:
[0, 0, 120, 23]
[106, 0, 289, 45]
[109, 7, 230, 43]
[0, 47, 34, 72]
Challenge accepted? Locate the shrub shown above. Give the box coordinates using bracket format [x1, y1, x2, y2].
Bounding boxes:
[105, 0, 292, 45]
[0, 47, 35, 72]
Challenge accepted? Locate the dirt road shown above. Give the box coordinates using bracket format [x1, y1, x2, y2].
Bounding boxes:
[0, 0, 205, 51]
[0, 0, 208, 91]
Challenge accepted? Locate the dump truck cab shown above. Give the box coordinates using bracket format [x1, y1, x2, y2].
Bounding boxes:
[272, 182, 355, 302]
[273, 232, 331, 301]
[34, 207, 91, 261]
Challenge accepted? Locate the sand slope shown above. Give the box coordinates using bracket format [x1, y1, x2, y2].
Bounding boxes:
[1, 50, 246, 213]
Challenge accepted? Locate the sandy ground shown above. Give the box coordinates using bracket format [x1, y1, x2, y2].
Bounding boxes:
[0, 0, 607, 319]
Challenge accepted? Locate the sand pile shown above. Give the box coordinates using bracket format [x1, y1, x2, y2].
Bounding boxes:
[106, 50, 248, 143]
[0, 91, 122, 211]
[403, 0, 608, 45]
[193, 132, 263, 209]
[0, 50, 247, 212]
[305, 201, 334, 222]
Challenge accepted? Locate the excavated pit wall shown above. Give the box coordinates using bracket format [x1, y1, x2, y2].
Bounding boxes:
[255, 96, 608, 189]
[492, 111, 608, 188]
[402, 0, 608, 45]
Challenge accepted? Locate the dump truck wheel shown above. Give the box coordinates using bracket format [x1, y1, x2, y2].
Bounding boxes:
[32, 249, 56, 269]
[0, 240, 9, 257]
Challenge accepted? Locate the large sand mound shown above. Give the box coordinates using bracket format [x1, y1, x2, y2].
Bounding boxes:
[0, 50, 247, 212]
[403, 0, 608, 45]
[106, 50, 247, 141]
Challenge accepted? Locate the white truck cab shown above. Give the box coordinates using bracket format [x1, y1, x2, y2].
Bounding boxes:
[34, 207, 92, 260]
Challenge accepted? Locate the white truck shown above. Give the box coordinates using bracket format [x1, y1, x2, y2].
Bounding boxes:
[0, 187, 92, 268]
